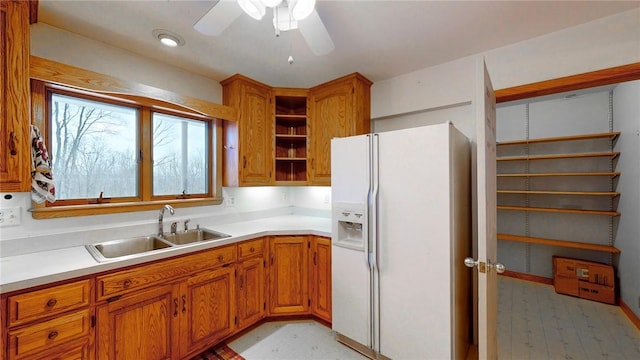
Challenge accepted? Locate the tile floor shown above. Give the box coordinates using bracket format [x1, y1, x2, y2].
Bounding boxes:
[498, 276, 640, 359]
[225, 277, 640, 359]
[228, 320, 368, 360]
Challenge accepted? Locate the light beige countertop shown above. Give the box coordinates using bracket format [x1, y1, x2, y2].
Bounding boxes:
[0, 215, 331, 294]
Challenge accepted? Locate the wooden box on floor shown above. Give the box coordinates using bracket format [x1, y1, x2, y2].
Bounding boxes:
[553, 256, 616, 305]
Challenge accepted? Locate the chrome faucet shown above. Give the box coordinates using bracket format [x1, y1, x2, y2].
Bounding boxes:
[158, 204, 175, 237]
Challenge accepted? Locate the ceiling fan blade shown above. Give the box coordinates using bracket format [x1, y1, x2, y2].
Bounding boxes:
[194, 0, 243, 36]
[298, 9, 334, 56]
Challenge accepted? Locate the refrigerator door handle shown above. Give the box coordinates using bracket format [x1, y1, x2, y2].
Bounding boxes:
[364, 134, 372, 270]
[371, 133, 380, 272]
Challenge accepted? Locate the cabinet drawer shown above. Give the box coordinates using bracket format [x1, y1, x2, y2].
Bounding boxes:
[96, 245, 236, 300]
[238, 238, 264, 260]
[7, 279, 91, 327]
[209, 245, 237, 266]
[7, 310, 91, 359]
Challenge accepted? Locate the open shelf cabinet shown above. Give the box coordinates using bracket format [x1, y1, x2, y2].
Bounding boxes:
[274, 90, 308, 184]
[497, 131, 620, 254]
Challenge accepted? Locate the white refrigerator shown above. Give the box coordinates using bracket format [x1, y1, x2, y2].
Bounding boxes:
[331, 122, 471, 359]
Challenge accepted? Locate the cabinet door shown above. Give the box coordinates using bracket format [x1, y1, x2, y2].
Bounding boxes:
[239, 83, 273, 185]
[180, 266, 235, 356]
[237, 257, 266, 330]
[96, 284, 179, 360]
[222, 75, 273, 186]
[307, 82, 352, 185]
[310, 237, 332, 322]
[0, 0, 30, 192]
[269, 236, 309, 315]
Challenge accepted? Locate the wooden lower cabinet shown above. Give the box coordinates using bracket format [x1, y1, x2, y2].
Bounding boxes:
[4, 279, 93, 360]
[269, 236, 309, 315]
[96, 284, 179, 360]
[180, 266, 235, 356]
[3, 236, 332, 360]
[237, 257, 266, 330]
[96, 267, 236, 360]
[310, 236, 332, 322]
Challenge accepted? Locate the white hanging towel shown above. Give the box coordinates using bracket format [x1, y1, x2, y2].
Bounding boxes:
[31, 124, 56, 203]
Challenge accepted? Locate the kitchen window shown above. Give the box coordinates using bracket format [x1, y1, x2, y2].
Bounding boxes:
[30, 80, 222, 218]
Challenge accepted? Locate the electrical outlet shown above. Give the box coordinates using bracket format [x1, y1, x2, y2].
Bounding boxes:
[281, 191, 287, 201]
[225, 196, 235, 207]
[0, 207, 21, 227]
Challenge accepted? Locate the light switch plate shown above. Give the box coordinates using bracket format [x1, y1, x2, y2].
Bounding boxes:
[0, 207, 21, 227]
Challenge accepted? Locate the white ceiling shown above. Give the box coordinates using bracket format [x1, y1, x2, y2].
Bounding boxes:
[37, 0, 640, 88]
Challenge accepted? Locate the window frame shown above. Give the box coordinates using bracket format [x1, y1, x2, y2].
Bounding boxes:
[30, 79, 223, 219]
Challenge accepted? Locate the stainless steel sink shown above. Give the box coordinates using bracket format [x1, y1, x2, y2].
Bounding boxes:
[162, 228, 231, 245]
[86, 236, 173, 262]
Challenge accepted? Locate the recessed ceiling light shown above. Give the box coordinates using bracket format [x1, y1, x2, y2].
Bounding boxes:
[152, 29, 185, 47]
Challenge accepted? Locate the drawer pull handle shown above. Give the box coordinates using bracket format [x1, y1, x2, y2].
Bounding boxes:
[46, 298, 58, 307]
[48, 330, 59, 340]
[218, 255, 224, 262]
[250, 247, 255, 252]
[123, 279, 132, 288]
[182, 295, 187, 314]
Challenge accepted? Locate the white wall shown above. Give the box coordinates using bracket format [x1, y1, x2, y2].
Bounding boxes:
[30, 23, 223, 103]
[372, 8, 640, 120]
[613, 81, 640, 318]
[0, 186, 330, 257]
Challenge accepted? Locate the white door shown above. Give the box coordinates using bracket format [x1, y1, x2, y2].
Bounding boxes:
[475, 58, 499, 359]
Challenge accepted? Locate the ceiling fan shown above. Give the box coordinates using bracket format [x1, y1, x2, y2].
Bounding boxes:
[194, 0, 335, 56]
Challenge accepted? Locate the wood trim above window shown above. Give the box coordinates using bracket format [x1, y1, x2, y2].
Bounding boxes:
[495, 62, 640, 103]
[29, 56, 237, 121]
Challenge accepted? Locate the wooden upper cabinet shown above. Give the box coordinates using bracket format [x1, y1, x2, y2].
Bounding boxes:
[221, 73, 371, 186]
[221, 74, 274, 186]
[0, 0, 31, 192]
[308, 73, 372, 185]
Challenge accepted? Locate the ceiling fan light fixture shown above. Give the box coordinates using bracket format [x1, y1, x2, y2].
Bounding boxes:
[152, 29, 185, 47]
[273, 6, 298, 31]
[237, 0, 266, 20]
[290, 0, 315, 20]
[262, 0, 283, 7]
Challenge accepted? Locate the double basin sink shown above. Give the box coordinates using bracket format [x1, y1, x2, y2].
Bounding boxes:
[85, 227, 231, 262]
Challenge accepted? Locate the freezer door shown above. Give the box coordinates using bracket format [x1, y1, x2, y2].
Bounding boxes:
[331, 245, 372, 347]
[331, 134, 371, 204]
[331, 134, 373, 349]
